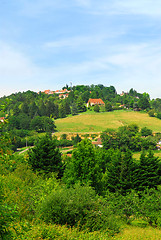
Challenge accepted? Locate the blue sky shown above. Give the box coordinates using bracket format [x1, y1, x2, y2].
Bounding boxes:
[0, 0, 161, 98]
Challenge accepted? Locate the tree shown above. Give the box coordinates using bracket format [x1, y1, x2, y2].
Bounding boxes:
[76, 96, 87, 113]
[72, 134, 82, 145]
[148, 109, 155, 117]
[63, 139, 101, 192]
[101, 129, 118, 150]
[31, 116, 56, 132]
[82, 90, 90, 103]
[41, 116, 56, 132]
[105, 102, 113, 112]
[28, 134, 63, 177]
[138, 95, 150, 110]
[18, 113, 31, 130]
[139, 189, 161, 226]
[46, 100, 58, 118]
[21, 102, 29, 115]
[71, 102, 78, 115]
[141, 127, 152, 137]
[39, 100, 46, 116]
[30, 116, 43, 131]
[63, 99, 71, 115]
[104, 150, 136, 194]
[29, 102, 39, 118]
[156, 112, 161, 119]
[93, 104, 100, 112]
[59, 103, 66, 118]
[134, 150, 161, 191]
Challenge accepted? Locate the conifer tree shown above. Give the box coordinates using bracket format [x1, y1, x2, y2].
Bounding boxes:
[28, 134, 63, 177]
[134, 150, 160, 191]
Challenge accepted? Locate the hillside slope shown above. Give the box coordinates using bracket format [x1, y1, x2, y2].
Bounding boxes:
[55, 110, 161, 133]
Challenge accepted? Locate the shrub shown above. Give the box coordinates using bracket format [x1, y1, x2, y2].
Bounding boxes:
[139, 189, 161, 226]
[148, 109, 155, 117]
[93, 105, 100, 112]
[141, 127, 152, 137]
[38, 184, 120, 234]
[156, 112, 161, 119]
[9, 221, 112, 240]
[0, 176, 18, 239]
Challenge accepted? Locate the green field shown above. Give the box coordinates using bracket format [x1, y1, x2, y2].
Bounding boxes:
[133, 150, 161, 160]
[55, 110, 161, 133]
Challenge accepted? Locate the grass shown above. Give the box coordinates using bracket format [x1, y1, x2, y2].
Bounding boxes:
[55, 110, 161, 133]
[112, 226, 161, 240]
[10, 222, 161, 240]
[133, 150, 161, 160]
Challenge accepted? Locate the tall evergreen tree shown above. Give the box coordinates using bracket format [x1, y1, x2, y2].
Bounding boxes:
[28, 134, 63, 177]
[104, 150, 136, 194]
[76, 96, 87, 113]
[59, 103, 66, 118]
[134, 150, 160, 191]
[71, 102, 78, 115]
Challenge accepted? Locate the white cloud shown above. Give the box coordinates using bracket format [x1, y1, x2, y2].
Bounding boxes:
[19, 0, 66, 17]
[77, 0, 161, 17]
[43, 41, 161, 98]
[0, 43, 34, 79]
[105, 42, 161, 98]
[43, 30, 126, 52]
[44, 35, 104, 50]
[74, 0, 91, 7]
[115, 0, 161, 16]
[0, 43, 42, 96]
[1, 40, 161, 99]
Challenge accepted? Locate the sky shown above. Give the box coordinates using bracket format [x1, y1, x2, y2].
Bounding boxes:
[0, 0, 161, 99]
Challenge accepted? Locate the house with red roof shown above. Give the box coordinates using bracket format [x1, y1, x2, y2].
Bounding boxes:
[87, 98, 105, 107]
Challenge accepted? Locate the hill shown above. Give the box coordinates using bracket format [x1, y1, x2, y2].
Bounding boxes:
[55, 110, 161, 134]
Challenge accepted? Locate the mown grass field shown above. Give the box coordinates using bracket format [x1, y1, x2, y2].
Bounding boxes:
[55, 110, 161, 134]
[133, 150, 161, 160]
[112, 226, 161, 240]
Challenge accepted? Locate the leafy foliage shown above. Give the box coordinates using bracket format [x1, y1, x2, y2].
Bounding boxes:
[101, 124, 156, 151]
[28, 134, 63, 177]
[38, 183, 120, 234]
[63, 139, 102, 192]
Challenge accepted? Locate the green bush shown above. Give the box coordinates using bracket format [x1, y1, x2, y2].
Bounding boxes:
[9, 220, 112, 240]
[105, 190, 140, 224]
[141, 127, 152, 137]
[38, 184, 120, 235]
[0, 176, 18, 239]
[93, 105, 100, 112]
[139, 189, 161, 226]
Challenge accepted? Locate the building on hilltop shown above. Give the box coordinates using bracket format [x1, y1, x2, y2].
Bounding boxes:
[55, 89, 70, 99]
[87, 98, 105, 108]
[40, 88, 70, 98]
[43, 90, 54, 94]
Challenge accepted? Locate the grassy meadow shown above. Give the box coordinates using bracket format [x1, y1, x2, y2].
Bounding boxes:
[55, 110, 161, 134]
[133, 150, 161, 160]
[112, 226, 161, 240]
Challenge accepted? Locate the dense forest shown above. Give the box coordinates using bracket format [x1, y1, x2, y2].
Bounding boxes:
[0, 85, 161, 239]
